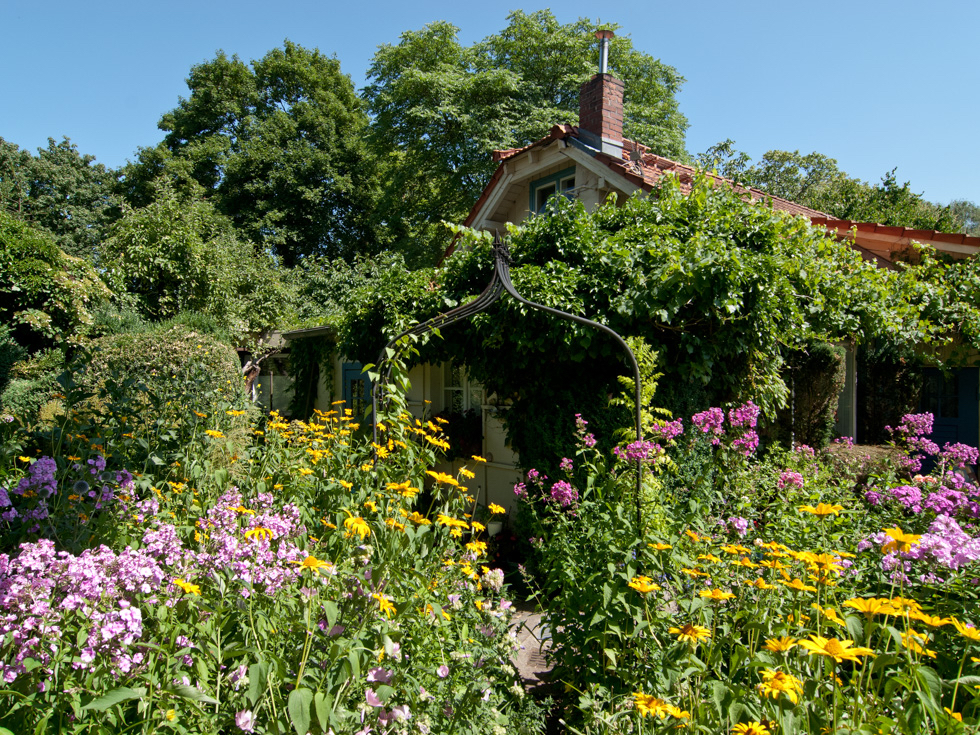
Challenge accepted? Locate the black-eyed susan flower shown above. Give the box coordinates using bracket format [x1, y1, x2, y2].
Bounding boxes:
[628, 576, 661, 594]
[699, 588, 735, 601]
[757, 668, 803, 704]
[173, 578, 201, 596]
[763, 636, 797, 653]
[797, 502, 844, 517]
[881, 527, 921, 554]
[669, 623, 711, 643]
[797, 635, 874, 664]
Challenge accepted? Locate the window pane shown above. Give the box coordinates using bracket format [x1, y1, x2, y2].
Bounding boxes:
[942, 373, 959, 418]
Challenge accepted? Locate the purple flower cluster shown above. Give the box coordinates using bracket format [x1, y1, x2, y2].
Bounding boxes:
[692, 407, 724, 444]
[14, 457, 58, 499]
[728, 401, 760, 430]
[887, 485, 923, 513]
[726, 516, 750, 537]
[548, 481, 579, 508]
[777, 471, 804, 491]
[614, 440, 662, 463]
[574, 414, 597, 449]
[907, 515, 980, 570]
[942, 442, 980, 470]
[649, 419, 684, 442]
[559, 457, 573, 472]
[0, 539, 167, 684]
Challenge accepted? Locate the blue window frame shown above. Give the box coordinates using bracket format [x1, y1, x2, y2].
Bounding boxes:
[529, 166, 576, 214]
[341, 362, 372, 420]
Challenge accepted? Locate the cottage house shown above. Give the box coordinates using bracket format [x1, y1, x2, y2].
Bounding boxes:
[277, 33, 980, 510]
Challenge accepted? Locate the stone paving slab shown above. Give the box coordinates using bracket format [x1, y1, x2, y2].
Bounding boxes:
[511, 608, 553, 690]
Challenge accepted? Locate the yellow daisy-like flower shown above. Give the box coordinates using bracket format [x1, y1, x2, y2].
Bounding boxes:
[628, 576, 661, 594]
[343, 515, 371, 540]
[945, 707, 964, 722]
[763, 636, 798, 653]
[372, 593, 396, 618]
[385, 518, 406, 532]
[471, 455, 487, 462]
[797, 503, 844, 517]
[697, 554, 722, 563]
[757, 668, 804, 705]
[778, 578, 817, 593]
[843, 597, 898, 619]
[664, 704, 690, 720]
[882, 527, 921, 554]
[908, 610, 952, 628]
[193, 412, 207, 418]
[426, 471, 459, 487]
[244, 527, 274, 542]
[298, 468, 314, 476]
[648, 542, 673, 551]
[471, 521, 486, 533]
[466, 540, 488, 556]
[633, 692, 668, 718]
[681, 568, 709, 578]
[291, 555, 334, 575]
[226, 409, 246, 416]
[684, 529, 706, 543]
[732, 721, 771, 735]
[407, 511, 431, 526]
[488, 503, 506, 515]
[459, 468, 476, 480]
[204, 429, 225, 439]
[901, 629, 936, 658]
[699, 588, 735, 601]
[797, 635, 874, 664]
[173, 578, 201, 596]
[436, 514, 469, 530]
[363, 500, 378, 513]
[669, 623, 711, 643]
[745, 578, 776, 590]
[811, 604, 846, 627]
[952, 619, 980, 642]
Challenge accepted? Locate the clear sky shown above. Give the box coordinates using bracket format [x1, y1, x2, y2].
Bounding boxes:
[3, 0, 977, 206]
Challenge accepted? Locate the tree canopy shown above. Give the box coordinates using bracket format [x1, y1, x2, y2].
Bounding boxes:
[698, 141, 962, 232]
[122, 41, 379, 266]
[0, 137, 121, 261]
[364, 10, 688, 266]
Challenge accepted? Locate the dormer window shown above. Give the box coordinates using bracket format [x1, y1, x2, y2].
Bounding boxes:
[530, 167, 576, 214]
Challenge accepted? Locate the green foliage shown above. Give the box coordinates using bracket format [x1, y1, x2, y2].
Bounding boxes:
[0, 349, 65, 424]
[0, 136, 121, 260]
[102, 180, 294, 344]
[364, 10, 688, 265]
[949, 199, 980, 236]
[79, 322, 246, 429]
[0, 209, 111, 352]
[124, 41, 380, 266]
[770, 342, 847, 449]
[699, 142, 959, 232]
[0, 350, 544, 735]
[0, 324, 26, 397]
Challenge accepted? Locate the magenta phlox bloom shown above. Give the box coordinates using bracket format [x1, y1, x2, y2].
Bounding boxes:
[548, 481, 579, 507]
[888, 485, 923, 513]
[778, 471, 805, 491]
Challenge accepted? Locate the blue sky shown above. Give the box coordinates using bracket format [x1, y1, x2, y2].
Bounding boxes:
[3, 0, 977, 206]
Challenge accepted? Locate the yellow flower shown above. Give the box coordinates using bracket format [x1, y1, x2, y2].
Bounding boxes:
[945, 707, 964, 722]
[244, 527, 274, 542]
[459, 468, 476, 480]
[165, 709, 176, 722]
[488, 503, 506, 515]
[336, 479, 353, 490]
[173, 578, 201, 596]
[436, 514, 469, 530]
[732, 722, 771, 735]
[298, 468, 314, 476]
[882, 527, 921, 554]
[908, 610, 952, 628]
[684, 529, 706, 543]
[952, 619, 980, 642]
[669, 623, 711, 643]
[664, 704, 690, 720]
[407, 512, 431, 526]
[811, 604, 846, 627]
[901, 629, 936, 658]
[628, 576, 661, 594]
[344, 515, 371, 540]
[720, 544, 750, 554]
[778, 578, 817, 593]
[471, 521, 486, 533]
[648, 542, 672, 551]
[843, 597, 898, 619]
[426, 471, 459, 487]
[363, 500, 378, 513]
[797, 503, 844, 517]
[385, 518, 406, 532]
[699, 588, 735, 601]
[193, 412, 207, 418]
[633, 692, 668, 718]
[226, 410, 246, 416]
[291, 556, 334, 575]
[757, 668, 803, 705]
[372, 593, 396, 618]
[204, 430, 224, 439]
[471, 455, 487, 462]
[681, 568, 709, 578]
[797, 635, 874, 664]
[763, 636, 798, 653]
[697, 554, 722, 563]
[466, 540, 488, 556]
[227, 505, 255, 515]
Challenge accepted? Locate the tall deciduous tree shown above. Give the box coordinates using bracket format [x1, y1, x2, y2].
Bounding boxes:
[365, 11, 688, 266]
[699, 142, 959, 233]
[123, 41, 379, 266]
[0, 137, 121, 261]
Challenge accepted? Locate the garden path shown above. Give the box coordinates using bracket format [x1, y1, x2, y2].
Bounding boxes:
[511, 604, 553, 691]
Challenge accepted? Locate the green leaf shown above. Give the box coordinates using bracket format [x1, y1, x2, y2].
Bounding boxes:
[162, 683, 218, 705]
[288, 687, 313, 735]
[314, 691, 331, 731]
[602, 648, 617, 668]
[248, 661, 269, 707]
[82, 686, 147, 711]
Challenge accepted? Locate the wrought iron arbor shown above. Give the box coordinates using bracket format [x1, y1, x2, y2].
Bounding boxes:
[371, 234, 645, 526]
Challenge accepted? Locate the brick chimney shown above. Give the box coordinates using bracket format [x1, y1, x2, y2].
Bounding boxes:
[578, 30, 624, 157]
